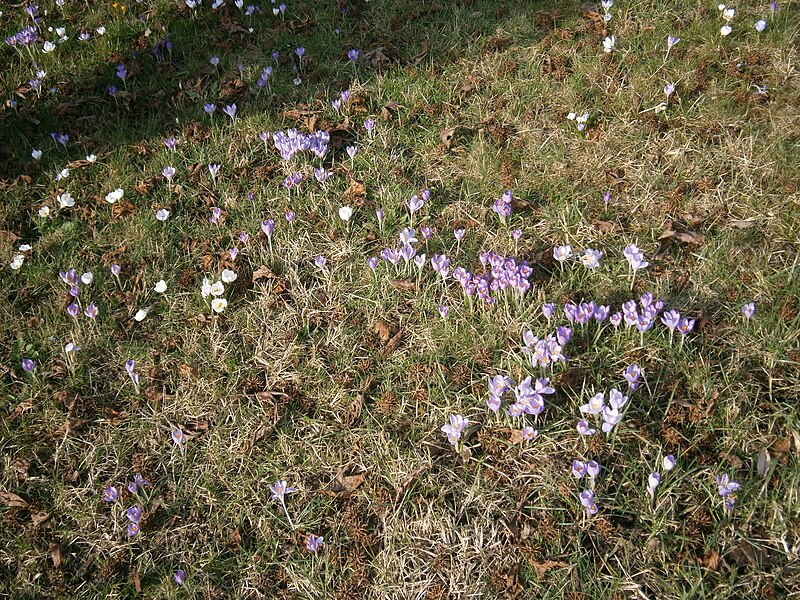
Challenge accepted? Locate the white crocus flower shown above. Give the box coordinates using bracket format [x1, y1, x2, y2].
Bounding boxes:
[200, 277, 212, 298]
[210, 281, 225, 296]
[57, 192, 75, 208]
[43, 41, 56, 53]
[81, 272, 93, 284]
[31, 149, 42, 160]
[154, 280, 167, 293]
[10, 254, 25, 270]
[134, 306, 151, 321]
[156, 208, 170, 221]
[338, 206, 353, 222]
[105, 188, 124, 204]
[211, 298, 228, 313]
[221, 269, 237, 283]
[602, 35, 616, 53]
[38, 206, 51, 218]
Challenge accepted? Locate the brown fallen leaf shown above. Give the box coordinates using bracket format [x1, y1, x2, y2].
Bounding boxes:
[252, 265, 279, 282]
[655, 228, 706, 258]
[699, 549, 720, 570]
[411, 39, 430, 63]
[31, 512, 51, 527]
[282, 109, 317, 120]
[49, 542, 63, 568]
[440, 126, 459, 149]
[771, 436, 791, 455]
[343, 177, 366, 203]
[324, 470, 366, 498]
[380, 101, 403, 121]
[592, 219, 623, 233]
[729, 219, 756, 229]
[509, 429, 524, 444]
[343, 392, 364, 427]
[111, 201, 137, 221]
[530, 559, 568, 579]
[389, 279, 417, 292]
[372, 321, 391, 343]
[0, 491, 28, 508]
[382, 329, 404, 357]
[132, 567, 141, 592]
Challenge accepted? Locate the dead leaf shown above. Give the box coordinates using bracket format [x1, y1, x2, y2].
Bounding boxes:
[530, 559, 567, 579]
[31, 511, 50, 526]
[49, 542, 63, 568]
[411, 39, 430, 63]
[389, 279, 417, 292]
[509, 429, 524, 444]
[367, 48, 391, 68]
[132, 567, 141, 592]
[699, 549, 720, 570]
[0, 230, 19, 243]
[343, 177, 366, 203]
[655, 228, 706, 258]
[372, 322, 391, 343]
[6, 400, 32, 421]
[380, 101, 403, 121]
[324, 470, 366, 498]
[440, 126, 459, 149]
[757, 448, 771, 478]
[282, 109, 317, 120]
[111, 201, 137, 221]
[244, 422, 275, 454]
[343, 393, 364, 426]
[306, 115, 318, 133]
[592, 219, 623, 233]
[382, 329, 404, 357]
[730, 219, 755, 229]
[771, 436, 791, 455]
[0, 491, 28, 507]
[252, 265, 278, 282]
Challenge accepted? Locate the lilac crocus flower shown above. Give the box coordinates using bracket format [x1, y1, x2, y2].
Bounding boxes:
[162, 166, 176, 181]
[453, 228, 465, 242]
[542, 303, 555, 319]
[609, 312, 622, 327]
[174, 570, 186, 585]
[346, 145, 357, 159]
[661, 309, 681, 331]
[647, 472, 662, 495]
[623, 243, 649, 271]
[295, 47, 305, 58]
[420, 226, 433, 240]
[209, 207, 222, 224]
[126, 506, 143, 523]
[285, 211, 297, 222]
[406, 195, 424, 215]
[306, 534, 324, 552]
[556, 326, 572, 346]
[164, 137, 177, 150]
[261, 219, 275, 236]
[580, 393, 605, 415]
[133, 473, 150, 488]
[172, 429, 184, 444]
[580, 249, 602, 269]
[22, 358, 36, 372]
[127, 523, 140, 536]
[102, 485, 119, 502]
[222, 104, 237, 119]
[587, 460, 601, 478]
[623, 364, 641, 390]
[577, 419, 596, 436]
[270, 480, 297, 502]
[208, 164, 221, 179]
[210, 55, 220, 66]
[314, 255, 326, 268]
[677, 317, 695, 335]
[364, 118, 375, 131]
[204, 103, 217, 115]
[741, 302, 755, 319]
[664, 83, 676, 97]
[111, 264, 121, 277]
[663, 455, 676, 471]
[367, 257, 379, 270]
[116, 64, 127, 81]
[553, 245, 572, 262]
[572, 460, 587, 478]
[67, 303, 80, 318]
[84, 303, 98, 319]
[755, 19, 767, 32]
[430, 254, 450, 279]
[667, 35, 680, 50]
[438, 305, 449, 319]
[347, 49, 360, 61]
[441, 414, 468, 446]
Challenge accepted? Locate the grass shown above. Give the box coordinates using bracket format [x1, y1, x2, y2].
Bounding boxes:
[1, 0, 800, 598]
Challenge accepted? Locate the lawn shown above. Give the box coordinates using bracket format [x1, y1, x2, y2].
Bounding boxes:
[1, 0, 799, 598]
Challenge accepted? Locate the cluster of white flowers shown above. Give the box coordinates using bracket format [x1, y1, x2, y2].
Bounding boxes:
[200, 270, 237, 313]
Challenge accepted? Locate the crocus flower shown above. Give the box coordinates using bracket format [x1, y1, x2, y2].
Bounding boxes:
[132, 476, 150, 490]
[347, 48, 360, 62]
[364, 118, 375, 131]
[602, 35, 616, 53]
[586, 460, 601, 478]
[438, 305, 449, 319]
[677, 317, 695, 335]
[453, 228, 466, 242]
[306, 534, 324, 552]
[647, 472, 662, 495]
[572, 460, 587, 478]
[623, 364, 641, 390]
[663, 455, 676, 471]
[577, 419, 595, 436]
[126, 506, 143, 523]
[67, 303, 80, 318]
[111, 264, 121, 277]
[741, 302, 755, 319]
[441, 414, 468, 446]
[221, 269, 237, 284]
[270, 480, 297, 502]
[580, 249, 603, 269]
[211, 298, 228, 313]
[553, 245, 572, 262]
[338, 206, 353, 222]
[542, 303, 555, 319]
[314, 255, 327, 269]
[720, 25, 732, 36]
[222, 104, 237, 119]
[667, 35, 680, 50]
[210, 55, 219, 66]
[164, 137, 177, 150]
[156, 208, 170, 221]
[103, 485, 119, 502]
[174, 570, 186, 585]
[204, 103, 217, 115]
[162, 166, 176, 182]
[116, 64, 127, 81]
[22, 358, 36, 372]
[346, 145, 357, 159]
[285, 211, 296, 222]
[127, 523, 140, 536]
[171, 429, 184, 444]
[368, 257, 379, 270]
[154, 280, 167, 293]
[105, 188, 124, 204]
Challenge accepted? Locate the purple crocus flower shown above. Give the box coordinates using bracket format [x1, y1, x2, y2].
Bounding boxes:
[84, 303, 98, 319]
[420, 226, 433, 240]
[133, 473, 150, 488]
[453, 228, 466, 242]
[406, 195, 424, 215]
[586, 460, 601, 478]
[306, 534, 324, 552]
[542, 303, 555, 319]
[609, 312, 622, 327]
[347, 49, 360, 61]
[174, 570, 186, 585]
[577, 419, 596, 436]
[67, 303, 80, 319]
[126, 506, 143, 523]
[438, 305, 449, 319]
[755, 19, 767, 32]
[102, 485, 119, 502]
[512, 228, 523, 240]
[162, 165, 176, 181]
[261, 219, 275, 236]
[430, 254, 450, 279]
[285, 211, 297, 222]
[741, 302, 755, 319]
[116, 64, 128, 81]
[209, 207, 222, 224]
[204, 103, 217, 115]
[222, 104, 237, 119]
[208, 164, 221, 179]
[677, 317, 695, 335]
[111, 264, 121, 277]
[346, 145, 357, 159]
[663, 455, 676, 471]
[367, 257, 379, 270]
[210, 55, 220, 66]
[22, 358, 36, 372]
[556, 326, 572, 345]
[572, 460, 587, 478]
[314, 255, 326, 268]
[661, 309, 681, 331]
[364, 118, 375, 131]
[164, 137, 177, 150]
[647, 472, 662, 495]
[295, 47, 305, 58]
[172, 429, 184, 444]
[127, 523, 140, 536]
[667, 35, 680, 50]
[623, 364, 641, 390]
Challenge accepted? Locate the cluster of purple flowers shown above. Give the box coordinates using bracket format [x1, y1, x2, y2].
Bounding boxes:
[564, 301, 611, 324]
[609, 292, 666, 333]
[60, 268, 99, 320]
[102, 473, 151, 536]
[5, 26, 39, 47]
[271, 129, 329, 160]
[485, 374, 555, 418]
[256, 65, 273, 88]
[492, 190, 513, 219]
[520, 327, 570, 369]
[450, 251, 533, 305]
[578, 387, 630, 434]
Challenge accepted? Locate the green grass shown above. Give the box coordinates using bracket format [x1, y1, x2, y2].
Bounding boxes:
[1, 0, 800, 598]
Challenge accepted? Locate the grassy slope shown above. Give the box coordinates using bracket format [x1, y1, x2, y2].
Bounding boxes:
[1, 0, 799, 598]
